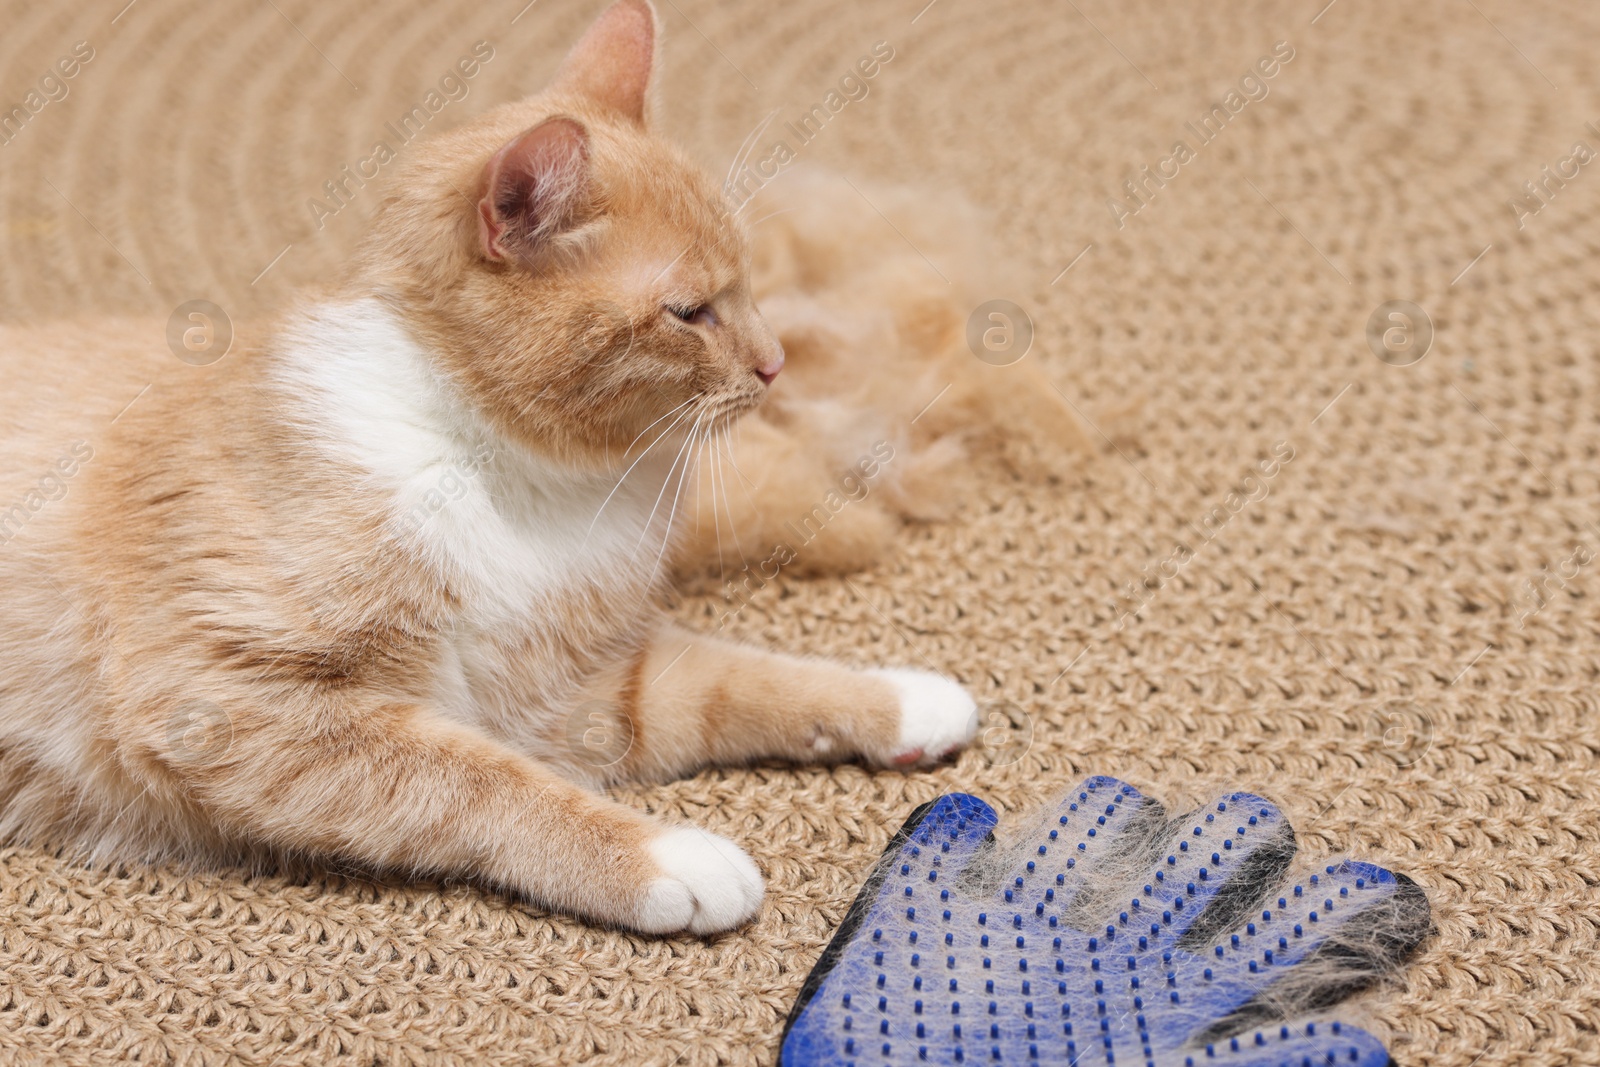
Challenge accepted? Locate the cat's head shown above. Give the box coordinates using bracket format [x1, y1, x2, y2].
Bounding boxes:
[358, 0, 783, 469]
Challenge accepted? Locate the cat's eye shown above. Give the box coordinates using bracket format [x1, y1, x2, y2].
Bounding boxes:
[667, 303, 716, 327]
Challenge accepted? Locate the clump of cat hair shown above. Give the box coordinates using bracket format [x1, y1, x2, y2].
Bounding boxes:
[679, 168, 1096, 581]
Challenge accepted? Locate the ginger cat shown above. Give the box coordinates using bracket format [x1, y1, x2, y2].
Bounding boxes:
[0, 0, 977, 935]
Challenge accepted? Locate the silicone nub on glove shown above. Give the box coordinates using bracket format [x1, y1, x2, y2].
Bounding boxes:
[781, 776, 1429, 1067]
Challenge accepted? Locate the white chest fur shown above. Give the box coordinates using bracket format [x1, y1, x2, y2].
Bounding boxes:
[272, 298, 678, 632]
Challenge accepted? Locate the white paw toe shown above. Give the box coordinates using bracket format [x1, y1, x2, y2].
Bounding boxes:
[869, 667, 979, 766]
[639, 828, 765, 935]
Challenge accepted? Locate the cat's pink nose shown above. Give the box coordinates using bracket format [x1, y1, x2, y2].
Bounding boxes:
[755, 346, 784, 386]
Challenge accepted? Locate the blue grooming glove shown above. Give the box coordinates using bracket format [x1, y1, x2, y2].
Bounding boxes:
[781, 776, 1429, 1066]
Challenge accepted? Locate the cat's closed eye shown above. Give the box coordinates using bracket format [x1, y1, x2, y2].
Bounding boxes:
[666, 303, 716, 328]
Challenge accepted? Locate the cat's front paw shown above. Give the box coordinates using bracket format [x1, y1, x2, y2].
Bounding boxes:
[638, 827, 765, 935]
[868, 667, 979, 767]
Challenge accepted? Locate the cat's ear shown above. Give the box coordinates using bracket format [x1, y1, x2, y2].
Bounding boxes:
[477, 116, 591, 262]
[548, 0, 659, 126]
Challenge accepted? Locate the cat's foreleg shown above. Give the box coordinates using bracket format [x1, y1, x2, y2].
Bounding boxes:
[146, 698, 763, 934]
[590, 624, 978, 782]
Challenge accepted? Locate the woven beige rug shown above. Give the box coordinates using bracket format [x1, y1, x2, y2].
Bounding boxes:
[2, 0, 1597, 1063]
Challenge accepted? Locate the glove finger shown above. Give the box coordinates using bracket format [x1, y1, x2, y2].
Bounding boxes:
[1161, 859, 1428, 1047]
[1186, 1019, 1391, 1067]
[1117, 793, 1296, 955]
[985, 776, 1167, 924]
[1246, 860, 1431, 970]
[881, 793, 1000, 926]
[779, 793, 998, 1060]
[1186, 860, 1430, 1021]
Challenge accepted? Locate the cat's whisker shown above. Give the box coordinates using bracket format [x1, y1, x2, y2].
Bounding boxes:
[634, 405, 706, 558]
[691, 411, 720, 542]
[716, 422, 739, 579]
[622, 391, 703, 460]
[707, 422, 729, 583]
[719, 423, 758, 493]
[717, 422, 768, 524]
[640, 416, 707, 584]
[586, 397, 700, 540]
[687, 443, 712, 578]
[647, 416, 706, 583]
[710, 425, 731, 572]
[692, 440, 703, 537]
[715, 423, 751, 571]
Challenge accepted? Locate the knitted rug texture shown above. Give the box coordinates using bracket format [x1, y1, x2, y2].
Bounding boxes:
[1, 0, 1597, 1064]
